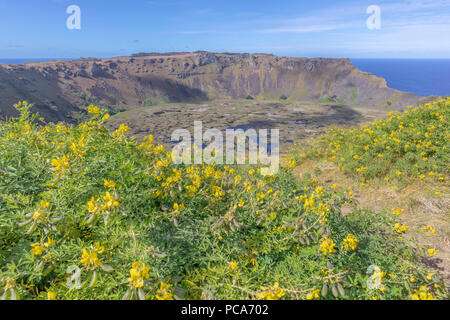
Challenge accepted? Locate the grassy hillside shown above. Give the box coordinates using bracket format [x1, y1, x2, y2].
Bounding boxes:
[291, 98, 449, 182]
[0, 101, 447, 300]
[290, 97, 450, 284]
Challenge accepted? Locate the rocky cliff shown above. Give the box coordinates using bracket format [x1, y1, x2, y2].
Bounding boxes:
[0, 52, 422, 122]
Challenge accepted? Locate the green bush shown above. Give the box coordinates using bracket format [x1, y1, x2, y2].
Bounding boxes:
[0, 102, 445, 300]
[294, 98, 449, 183]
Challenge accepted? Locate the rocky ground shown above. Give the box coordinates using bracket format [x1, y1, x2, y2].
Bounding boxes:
[0, 52, 423, 124]
[105, 99, 392, 153]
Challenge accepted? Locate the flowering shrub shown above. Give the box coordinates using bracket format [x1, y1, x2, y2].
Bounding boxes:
[292, 98, 449, 184]
[0, 101, 447, 300]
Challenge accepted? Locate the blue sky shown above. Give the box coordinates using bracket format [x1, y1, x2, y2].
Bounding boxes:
[1, 0, 450, 58]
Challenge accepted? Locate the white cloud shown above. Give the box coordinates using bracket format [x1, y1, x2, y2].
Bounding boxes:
[252, 0, 450, 34]
[173, 0, 450, 57]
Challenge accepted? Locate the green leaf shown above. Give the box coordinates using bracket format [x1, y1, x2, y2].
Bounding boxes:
[101, 264, 113, 272]
[321, 283, 328, 297]
[331, 284, 338, 298]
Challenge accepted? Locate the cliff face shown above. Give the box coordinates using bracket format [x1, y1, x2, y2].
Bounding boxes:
[0, 52, 422, 122]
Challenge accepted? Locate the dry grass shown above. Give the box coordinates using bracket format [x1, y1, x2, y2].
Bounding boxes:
[293, 159, 450, 284]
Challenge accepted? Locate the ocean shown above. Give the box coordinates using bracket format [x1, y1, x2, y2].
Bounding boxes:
[0, 58, 449, 97]
[351, 59, 450, 97]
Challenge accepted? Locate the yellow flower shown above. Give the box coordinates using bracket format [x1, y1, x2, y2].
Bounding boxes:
[94, 242, 105, 254]
[128, 262, 151, 288]
[229, 261, 238, 271]
[249, 257, 258, 266]
[51, 155, 70, 173]
[343, 233, 359, 251]
[394, 223, 408, 234]
[32, 210, 45, 221]
[426, 273, 435, 281]
[423, 225, 437, 235]
[367, 266, 386, 290]
[410, 286, 435, 300]
[31, 243, 45, 255]
[356, 166, 367, 173]
[21, 124, 32, 136]
[88, 105, 100, 114]
[47, 291, 56, 300]
[155, 282, 173, 300]
[257, 282, 286, 300]
[104, 180, 116, 189]
[81, 248, 102, 269]
[287, 159, 296, 168]
[172, 203, 185, 215]
[112, 124, 130, 137]
[320, 238, 336, 256]
[101, 113, 110, 121]
[211, 185, 225, 199]
[306, 289, 320, 300]
[427, 248, 438, 257]
[102, 191, 119, 210]
[391, 208, 404, 216]
[44, 237, 55, 248]
[70, 143, 86, 157]
[40, 200, 50, 208]
[87, 197, 99, 214]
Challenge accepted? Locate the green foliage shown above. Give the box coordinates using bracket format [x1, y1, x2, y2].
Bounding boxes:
[294, 98, 450, 184]
[0, 101, 446, 300]
[349, 87, 358, 102]
[320, 95, 338, 103]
